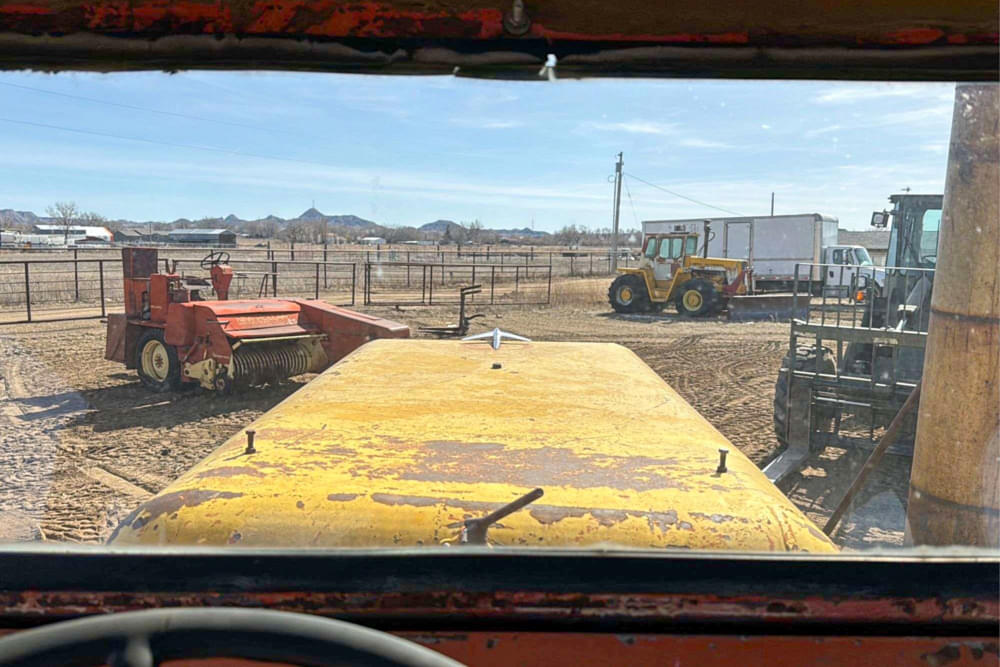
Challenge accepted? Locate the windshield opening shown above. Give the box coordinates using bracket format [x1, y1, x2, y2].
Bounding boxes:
[0, 75, 993, 557]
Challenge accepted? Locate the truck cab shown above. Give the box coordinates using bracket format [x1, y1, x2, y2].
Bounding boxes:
[821, 244, 879, 295]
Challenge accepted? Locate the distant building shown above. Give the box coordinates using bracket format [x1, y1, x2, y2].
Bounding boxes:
[838, 229, 891, 265]
[167, 229, 237, 247]
[360, 236, 387, 246]
[113, 228, 144, 244]
[32, 223, 112, 243]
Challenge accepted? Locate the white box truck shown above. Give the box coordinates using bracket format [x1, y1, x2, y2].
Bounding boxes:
[641, 214, 880, 293]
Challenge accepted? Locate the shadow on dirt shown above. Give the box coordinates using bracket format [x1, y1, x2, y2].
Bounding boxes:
[28, 379, 309, 433]
[595, 311, 735, 324]
[777, 446, 910, 550]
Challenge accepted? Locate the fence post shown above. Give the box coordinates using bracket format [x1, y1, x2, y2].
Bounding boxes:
[23, 262, 30, 323]
[570, 255, 575, 276]
[490, 266, 495, 304]
[73, 248, 79, 302]
[441, 258, 445, 286]
[406, 252, 411, 287]
[266, 240, 270, 261]
[271, 260, 278, 296]
[429, 266, 434, 305]
[351, 263, 356, 306]
[99, 260, 106, 317]
[323, 242, 328, 288]
[589, 253, 593, 275]
[421, 265, 427, 304]
[290, 241, 295, 261]
[315, 263, 320, 299]
[547, 265, 552, 304]
[471, 264, 476, 286]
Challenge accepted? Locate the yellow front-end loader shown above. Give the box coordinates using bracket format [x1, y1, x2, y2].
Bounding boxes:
[608, 232, 750, 316]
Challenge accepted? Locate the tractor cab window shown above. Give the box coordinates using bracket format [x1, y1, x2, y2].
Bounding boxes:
[684, 236, 698, 256]
[643, 237, 659, 259]
[659, 237, 683, 260]
[832, 248, 846, 264]
[853, 248, 874, 266]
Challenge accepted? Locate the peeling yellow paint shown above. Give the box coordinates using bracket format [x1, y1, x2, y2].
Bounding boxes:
[110, 340, 836, 553]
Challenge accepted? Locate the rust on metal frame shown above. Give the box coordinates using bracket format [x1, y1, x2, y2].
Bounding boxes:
[0, 0, 995, 46]
[0, 590, 996, 627]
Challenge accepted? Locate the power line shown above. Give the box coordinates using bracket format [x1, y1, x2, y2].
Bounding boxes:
[622, 175, 640, 228]
[0, 116, 348, 172]
[0, 80, 289, 136]
[624, 172, 744, 216]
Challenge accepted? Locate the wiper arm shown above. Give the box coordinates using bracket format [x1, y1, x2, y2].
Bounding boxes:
[459, 488, 544, 545]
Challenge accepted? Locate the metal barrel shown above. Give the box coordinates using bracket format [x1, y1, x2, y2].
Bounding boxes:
[232, 341, 312, 386]
[906, 84, 1000, 547]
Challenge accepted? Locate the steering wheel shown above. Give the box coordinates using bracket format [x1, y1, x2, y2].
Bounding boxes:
[0, 608, 465, 667]
[200, 250, 231, 269]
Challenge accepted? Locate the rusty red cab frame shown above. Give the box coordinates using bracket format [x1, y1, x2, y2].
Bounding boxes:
[0, 0, 998, 663]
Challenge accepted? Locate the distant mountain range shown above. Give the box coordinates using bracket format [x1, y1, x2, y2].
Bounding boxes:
[0, 207, 551, 239]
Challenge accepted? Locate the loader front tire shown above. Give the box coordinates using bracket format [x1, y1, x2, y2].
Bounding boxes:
[136, 329, 183, 393]
[608, 274, 650, 313]
[675, 279, 718, 317]
[773, 345, 836, 452]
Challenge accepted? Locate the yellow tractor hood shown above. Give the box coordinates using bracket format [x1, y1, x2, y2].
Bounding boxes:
[109, 339, 835, 553]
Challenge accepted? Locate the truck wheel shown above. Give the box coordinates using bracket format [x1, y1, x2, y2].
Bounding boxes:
[608, 274, 650, 313]
[675, 279, 718, 317]
[773, 345, 836, 451]
[135, 329, 182, 392]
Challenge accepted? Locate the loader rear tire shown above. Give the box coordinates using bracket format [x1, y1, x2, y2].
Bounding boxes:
[136, 329, 183, 393]
[773, 345, 836, 451]
[608, 274, 650, 313]
[675, 279, 718, 317]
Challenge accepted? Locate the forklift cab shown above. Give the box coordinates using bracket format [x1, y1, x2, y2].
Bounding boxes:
[641, 233, 699, 285]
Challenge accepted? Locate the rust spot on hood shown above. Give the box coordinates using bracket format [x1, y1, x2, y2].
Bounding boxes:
[120, 490, 244, 532]
[194, 466, 264, 479]
[390, 441, 686, 492]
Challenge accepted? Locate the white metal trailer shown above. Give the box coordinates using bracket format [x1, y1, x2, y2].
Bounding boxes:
[642, 214, 872, 292]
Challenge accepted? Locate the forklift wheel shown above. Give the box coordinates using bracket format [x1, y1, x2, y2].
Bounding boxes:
[135, 329, 183, 392]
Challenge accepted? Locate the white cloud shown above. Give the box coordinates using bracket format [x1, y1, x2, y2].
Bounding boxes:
[814, 83, 954, 105]
[580, 120, 679, 136]
[920, 142, 948, 154]
[760, 124, 771, 130]
[678, 138, 732, 149]
[448, 118, 523, 129]
[804, 124, 842, 137]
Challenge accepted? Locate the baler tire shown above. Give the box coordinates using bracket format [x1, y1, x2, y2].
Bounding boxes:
[135, 329, 183, 393]
[675, 279, 718, 317]
[773, 345, 836, 452]
[608, 274, 650, 313]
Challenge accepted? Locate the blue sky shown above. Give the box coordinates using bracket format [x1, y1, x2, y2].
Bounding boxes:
[0, 72, 954, 231]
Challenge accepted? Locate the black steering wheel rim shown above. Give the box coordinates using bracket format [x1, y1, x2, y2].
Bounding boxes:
[200, 250, 231, 269]
[0, 607, 465, 667]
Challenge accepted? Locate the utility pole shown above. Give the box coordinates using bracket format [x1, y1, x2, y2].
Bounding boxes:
[611, 152, 624, 272]
[770, 192, 775, 216]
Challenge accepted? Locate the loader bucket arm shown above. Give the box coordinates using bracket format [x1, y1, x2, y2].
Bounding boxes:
[291, 299, 410, 364]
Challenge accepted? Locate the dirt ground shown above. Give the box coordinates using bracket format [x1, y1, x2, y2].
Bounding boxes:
[0, 298, 907, 548]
